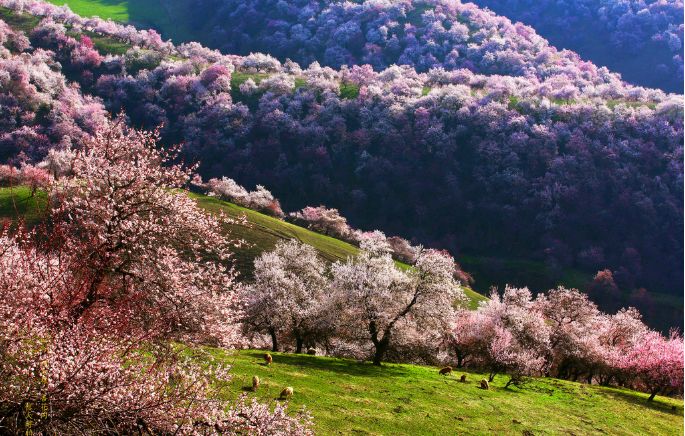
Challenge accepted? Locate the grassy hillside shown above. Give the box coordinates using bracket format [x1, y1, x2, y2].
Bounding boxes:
[0, 186, 487, 307]
[195, 348, 683, 435]
[0, 184, 678, 324]
[0, 191, 681, 434]
[46, 0, 194, 42]
[47, 0, 130, 21]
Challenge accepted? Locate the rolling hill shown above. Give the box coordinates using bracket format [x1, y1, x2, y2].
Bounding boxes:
[1, 2, 681, 330]
[2, 185, 682, 433]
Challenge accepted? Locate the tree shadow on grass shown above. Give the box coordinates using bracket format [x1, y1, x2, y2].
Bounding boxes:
[598, 387, 682, 415]
[238, 350, 412, 378]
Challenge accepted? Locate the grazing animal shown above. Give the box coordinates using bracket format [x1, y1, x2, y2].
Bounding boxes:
[460, 374, 467, 383]
[439, 366, 452, 375]
[264, 353, 273, 365]
[480, 379, 489, 390]
[307, 348, 316, 355]
[252, 375, 260, 391]
[280, 386, 294, 399]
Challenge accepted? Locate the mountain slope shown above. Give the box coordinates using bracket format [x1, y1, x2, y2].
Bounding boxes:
[0, 2, 681, 328]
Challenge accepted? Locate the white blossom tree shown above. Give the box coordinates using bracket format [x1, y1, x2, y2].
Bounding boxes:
[331, 234, 465, 365]
[243, 240, 330, 353]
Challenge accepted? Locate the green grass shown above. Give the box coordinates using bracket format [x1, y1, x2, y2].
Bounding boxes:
[0, 6, 41, 33]
[190, 193, 362, 277]
[46, 0, 194, 42]
[195, 348, 683, 435]
[0, 186, 49, 226]
[47, 0, 130, 21]
[340, 82, 360, 99]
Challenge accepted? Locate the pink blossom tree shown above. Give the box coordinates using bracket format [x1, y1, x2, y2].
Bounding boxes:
[621, 330, 684, 401]
[51, 119, 240, 344]
[289, 206, 352, 240]
[477, 287, 551, 385]
[535, 287, 602, 380]
[444, 309, 495, 368]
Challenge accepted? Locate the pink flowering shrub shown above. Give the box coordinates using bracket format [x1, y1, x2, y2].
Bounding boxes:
[19, 164, 51, 196]
[619, 330, 684, 401]
[289, 206, 352, 239]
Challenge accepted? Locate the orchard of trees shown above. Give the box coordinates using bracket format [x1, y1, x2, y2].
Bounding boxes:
[126, 0, 683, 93]
[242, 238, 683, 401]
[0, 0, 682, 303]
[0, 1, 682, 432]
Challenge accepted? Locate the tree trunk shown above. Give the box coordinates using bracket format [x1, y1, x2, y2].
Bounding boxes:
[70, 271, 105, 321]
[372, 342, 388, 366]
[489, 373, 496, 382]
[648, 391, 657, 402]
[269, 327, 279, 352]
[295, 335, 304, 354]
[455, 349, 465, 368]
[369, 321, 390, 366]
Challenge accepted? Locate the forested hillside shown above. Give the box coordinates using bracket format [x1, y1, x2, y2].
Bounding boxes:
[471, 0, 683, 93]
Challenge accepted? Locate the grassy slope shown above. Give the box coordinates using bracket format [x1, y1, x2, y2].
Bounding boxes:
[0, 187, 487, 307]
[46, 0, 192, 41]
[47, 0, 129, 21]
[197, 348, 683, 435]
[187, 193, 486, 307]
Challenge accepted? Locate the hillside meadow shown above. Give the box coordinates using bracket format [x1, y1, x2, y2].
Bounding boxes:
[2, 184, 682, 435]
[194, 348, 684, 435]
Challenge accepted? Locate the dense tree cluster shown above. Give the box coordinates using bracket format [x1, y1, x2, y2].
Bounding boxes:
[129, 0, 679, 91]
[0, 120, 313, 434]
[0, 0, 681, 302]
[0, 24, 107, 164]
[471, 0, 683, 92]
[0, 1, 681, 421]
[196, 175, 285, 217]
